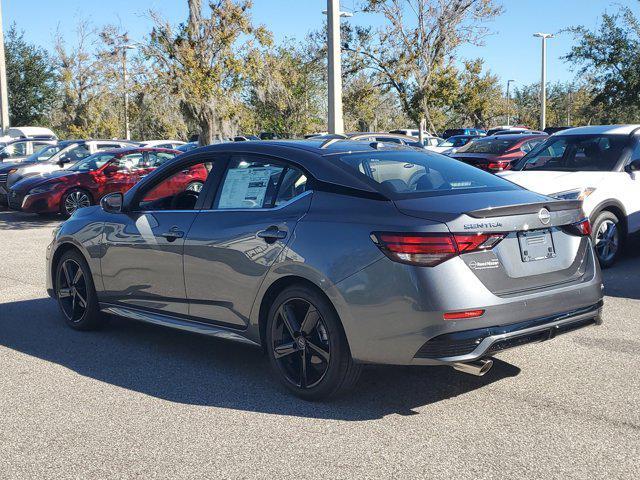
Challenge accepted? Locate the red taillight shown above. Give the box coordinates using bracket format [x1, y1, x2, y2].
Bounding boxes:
[444, 309, 485, 320]
[562, 218, 592, 237]
[576, 218, 592, 236]
[373, 232, 505, 266]
[487, 161, 511, 171]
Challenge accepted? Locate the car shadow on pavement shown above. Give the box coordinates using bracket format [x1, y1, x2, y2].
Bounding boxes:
[0, 210, 60, 230]
[0, 297, 521, 420]
[602, 235, 640, 301]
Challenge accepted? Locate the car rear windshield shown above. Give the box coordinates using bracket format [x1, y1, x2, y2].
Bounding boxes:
[334, 150, 520, 198]
[512, 134, 629, 172]
[454, 137, 519, 154]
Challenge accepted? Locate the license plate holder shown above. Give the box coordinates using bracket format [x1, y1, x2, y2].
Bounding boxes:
[518, 229, 556, 262]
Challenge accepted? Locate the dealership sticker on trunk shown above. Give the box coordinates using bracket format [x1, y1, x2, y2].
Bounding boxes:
[468, 259, 500, 270]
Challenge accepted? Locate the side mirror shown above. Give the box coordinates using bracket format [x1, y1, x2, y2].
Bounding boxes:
[624, 159, 640, 174]
[100, 192, 123, 214]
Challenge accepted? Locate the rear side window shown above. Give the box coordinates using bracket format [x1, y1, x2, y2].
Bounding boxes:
[456, 137, 519, 154]
[335, 150, 519, 198]
[215, 156, 308, 209]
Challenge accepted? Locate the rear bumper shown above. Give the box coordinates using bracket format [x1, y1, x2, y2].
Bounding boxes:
[412, 301, 602, 365]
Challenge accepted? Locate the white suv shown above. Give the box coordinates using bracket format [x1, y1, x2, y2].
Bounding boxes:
[499, 125, 640, 267]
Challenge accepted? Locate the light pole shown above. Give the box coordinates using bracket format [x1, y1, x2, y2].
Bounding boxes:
[324, 1, 352, 135]
[506, 79, 515, 126]
[534, 33, 553, 131]
[119, 45, 135, 140]
[0, 1, 10, 134]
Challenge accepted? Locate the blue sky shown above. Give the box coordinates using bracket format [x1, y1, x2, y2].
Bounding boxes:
[4, 0, 639, 89]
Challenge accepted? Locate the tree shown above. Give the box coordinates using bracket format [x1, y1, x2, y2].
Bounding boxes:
[53, 20, 110, 137]
[343, 73, 408, 131]
[4, 25, 58, 126]
[564, 4, 640, 122]
[349, 0, 502, 132]
[247, 42, 325, 137]
[146, 0, 272, 145]
[452, 59, 503, 128]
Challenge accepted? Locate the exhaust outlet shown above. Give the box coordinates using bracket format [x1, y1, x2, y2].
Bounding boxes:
[452, 359, 493, 376]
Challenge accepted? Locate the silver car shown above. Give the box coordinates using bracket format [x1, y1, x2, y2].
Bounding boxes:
[46, 140, 604, 399]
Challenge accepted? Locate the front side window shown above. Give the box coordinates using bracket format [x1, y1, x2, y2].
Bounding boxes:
[146, 151, 178, 168]
[68, 153, 116, 172]
[335, 150, 519, 198]
[513, 135, 628, 172]
[115, 153, 145, 171]
[215, 157, 308, 209]
[139, 160, 214, 211]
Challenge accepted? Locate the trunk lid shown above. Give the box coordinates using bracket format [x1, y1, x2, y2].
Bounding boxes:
[394, 190, 593, 296]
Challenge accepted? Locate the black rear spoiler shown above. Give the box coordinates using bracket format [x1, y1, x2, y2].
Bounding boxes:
[466, 200, 582, 218]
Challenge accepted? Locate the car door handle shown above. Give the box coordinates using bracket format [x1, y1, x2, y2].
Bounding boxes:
[161, 227, 184, 242]
[257, 226, 287, 243]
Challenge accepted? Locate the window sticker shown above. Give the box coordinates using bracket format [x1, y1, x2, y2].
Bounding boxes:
[218, 167, 273, 209]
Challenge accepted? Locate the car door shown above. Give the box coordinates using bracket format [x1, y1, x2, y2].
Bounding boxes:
[100, 156, 219, 315]
[183, 155, 312, 328]
[620, 140, 640, 233]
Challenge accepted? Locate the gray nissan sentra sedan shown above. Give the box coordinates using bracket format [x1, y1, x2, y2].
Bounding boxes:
[46, 139, 604, 399]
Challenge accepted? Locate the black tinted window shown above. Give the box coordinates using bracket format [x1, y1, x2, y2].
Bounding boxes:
[456, 137, 519, 154]
[336, 151, 519, 198]
[514, 135, 628, 172]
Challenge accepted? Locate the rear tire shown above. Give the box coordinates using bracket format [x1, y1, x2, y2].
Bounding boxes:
[591, 211, 622, 268]
[54, 250, 104, 330]
[265, 285, 361, 400]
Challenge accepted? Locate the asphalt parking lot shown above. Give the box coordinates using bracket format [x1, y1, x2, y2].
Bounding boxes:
[0, 210, 639, 479]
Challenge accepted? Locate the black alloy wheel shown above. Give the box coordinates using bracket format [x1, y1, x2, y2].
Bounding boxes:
[271, 297, 332, 389]
[55, 250, 103, 330]
[266, 285, 361, 400]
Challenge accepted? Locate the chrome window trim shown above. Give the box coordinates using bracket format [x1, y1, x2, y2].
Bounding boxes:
[132, 189, 313, 215]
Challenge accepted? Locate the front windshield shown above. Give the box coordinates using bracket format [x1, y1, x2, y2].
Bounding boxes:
[24, 145, 60, 162]
[335, 150, 519, 198]
[513, 134, 628, 172]
[68, 152, 116, 172]
[455, 137, 519, 154]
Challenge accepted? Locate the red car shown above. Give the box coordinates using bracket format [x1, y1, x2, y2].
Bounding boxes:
[450, 134, 547, 172]
[6, 147, 199, 216]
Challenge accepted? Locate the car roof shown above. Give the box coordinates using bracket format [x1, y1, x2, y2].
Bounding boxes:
[4, 137, 57, 144]
[554, 125, 640, 136]
[184, 139, 420, 195]
[96, 146, 180, 155]
[476, 134, 546, 141]
[348, 132, 419, 141]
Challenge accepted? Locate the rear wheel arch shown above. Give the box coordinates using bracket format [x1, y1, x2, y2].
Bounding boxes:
[590, 200, 628, 239]
[257, 276, 347, 351]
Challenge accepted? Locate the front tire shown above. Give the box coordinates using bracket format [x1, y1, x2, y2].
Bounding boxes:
[266, 285, 361, 400]
[55, 250, 104, 330]
[591, 211, 622, 268]
[60, 188, 92, 218]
